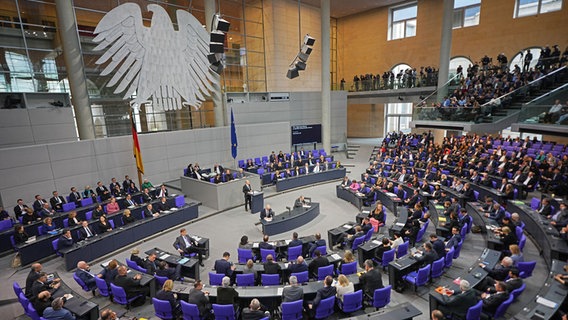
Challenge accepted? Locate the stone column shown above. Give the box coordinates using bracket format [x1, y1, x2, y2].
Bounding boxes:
[204, 0, 225, 127]
[55, 0, 95, 139]
[321, 0, 331, 152]
[436, 0, 454, 102]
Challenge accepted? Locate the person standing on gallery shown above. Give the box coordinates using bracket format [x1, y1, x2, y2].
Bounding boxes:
[243, 180, 252, 212]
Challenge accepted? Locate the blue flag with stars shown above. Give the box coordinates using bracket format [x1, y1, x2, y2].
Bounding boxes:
[230, 108, 238, 159]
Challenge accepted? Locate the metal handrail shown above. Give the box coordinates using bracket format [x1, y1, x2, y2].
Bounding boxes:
[523, 81, 568, 106]
[480, 66, 567, 108]
[417, 73, 461, 105]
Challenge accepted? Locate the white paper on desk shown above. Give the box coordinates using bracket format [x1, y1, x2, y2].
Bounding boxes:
[331, 254, 342, 260]
[192, 236, 201, 241]
[171, 194, 178, 197]
[343, 224, 352, 229]
[160, 254, 170, 259]
[253, 243, 259, 248]
[270, 242, 276, 246]
[386, 192, 397, 197]
[285, 240, 291, 244]
[362, 210, 370, 214]
[396, 222, 405, 226]
[65, 294, 73, 300]
[372, 240, 381, 245]
[171, 207, 178, 211]
[277, 288, 284, 295]
[536, 296, 558, 308]
[356, 193, 364, 197]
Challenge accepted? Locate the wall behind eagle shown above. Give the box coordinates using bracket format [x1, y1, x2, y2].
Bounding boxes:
[0, 122, 290, 209]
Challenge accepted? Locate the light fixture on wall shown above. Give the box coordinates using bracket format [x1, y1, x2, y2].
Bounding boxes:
[208, 14, 230, 75]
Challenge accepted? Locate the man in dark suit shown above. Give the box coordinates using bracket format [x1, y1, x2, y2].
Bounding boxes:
[263, 255, 281, 274]
[461, 183, 476, 202]
[308, 233, 326, 257]
[308, 250, 329, 279]
[144, 253, 158, 275]
[38, 203, 55, 218]
[78, 221, 96, 240]
[486, 268, 523, 293]
[481, 282, 509, 316]
[294, 195, 307, 208]
[429, 234, 446, 259]
[289, 232, 303, 248]
[187, 280, 211, 318]
[214, 252, 236, 279]
[124, 194, 137, 207]
[109, 178, 121, 194]
[143, 203, 159, 218]
[49, 191, 66, 211]
[477, 256, 514, 290]
[396, 185, 406, 200]
[537, 198, 552, 216]
[242, 299, 268, 320]
[75, 261, 97, 291]
[14, 199, 29, 220]
[445, 227, 462, 250]
[156, 197, 170, 212]
[31, 272, 61, 301]
[288, 256, 308, 274]
[415, 242, 438, 268]
[96, 181, 111, 201]
[216, 276, 239, 308]
[374, 237, 392, 263]
[25, 263, 43, 298]
[242, 180, 253, 212]
[68, 187, 82, 206]
[359, 259, 383, 298]
[57, 229, 74, 251]
[486, 203, 505, 221]
[113, 266, 149, 298]
[173, 228, 206, 266]
[258, 234, 274, 250]
[438, 280, 478, 319]
[141, 188, 153, 203]
[33, 195, 47, 213]
[156, 261, 181, 280]
[122, 175, 134, 191]
[307, 275, 336, 316]
[260, 204, 274, 221]
[157, 184, 169, 198]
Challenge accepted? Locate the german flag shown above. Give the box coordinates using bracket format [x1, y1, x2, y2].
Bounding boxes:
[131, 113, 144, 174]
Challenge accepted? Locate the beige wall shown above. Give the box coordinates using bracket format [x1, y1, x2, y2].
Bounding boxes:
[264, 0, 322, 92]
[543, 135, 568, 145]
[336, 0, 568, 80]
[347, 104, 384, 138]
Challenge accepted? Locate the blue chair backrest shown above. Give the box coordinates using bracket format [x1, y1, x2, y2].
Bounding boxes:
[515, 226, 523, 240]
[126, 258, 138, 270]
[257, 168, 264, 175]
[364, 228, 374, 242]
[0, 219, 12, 232]
[109, 220, 115, 229]
[37, 225, 45, 236]
[287, 245, 302, 261]
[519, 235, 527, 251]
[511, 283, 526, 300]
[466, 300, 483, 320]
[236, 273, 255, 286]
[314, 296, 335, 319]
[26, 302, 40, 320]
[85, 211, 93, 221]
[431, 257, 445, 279]
[281, 300, 303, 320]
[13, 282, 23, 297]
[261, 274, 280, 286]
[81, 197, 94, 207]
[51, 239, 60, 256]
[397, 241, 409, 258]
[317, 265, 334, 280]
[416, 265, 431, 285]
[291, 271, 309, 283]
[372, 285, 391, 309]
[237, 248, 253, 264]
[394, 187, 399, 194]
[530, 197, 541, 210]
[473, 191, 479, 201]
[175, 195, 185, 207]
[352, 235, 365, 251]
[62, 218, 69, 228]
[518, 261, 536, 278]
[209, 272, 224, 286]
[110, 283, 128, 305]
[260, 249, 276, 262]
[155, 275, 169, 287]
[315, 245, 327, 256]
[493, 294, 514, 319]
[382, 248, 396, 269]
[95, 277, 110, 297]
[212, 304, 236, 320]
[341, 290, 363, 313]
[453, 240, 464, 259]
[341, 261, 358, 275]
[153, 297, 174, 320]
[73, 273, 90, 292]
[181, 301, 202, 320]
[62, 202, 76, 212]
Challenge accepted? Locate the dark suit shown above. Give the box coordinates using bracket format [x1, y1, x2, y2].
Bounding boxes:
[78, 225, 96, 240]
[144, 259, 157, 275]
[416, 250, 438, 268]
[446, 234, 462, 250]
[113, 274, 149, 298]
[57, 235, 73, 250]
[431, 239, 446, 258]
[309, 239, 326, 257]
[31, 280, 55, 300]
[537, 204, 552, 216]
[282, 285, 304, 302]
[294, 198, 306, 208]
[289, 239, 303, 248]
[260, 208, 274, 220]
[263, 261, 281, 274]
[216, 287, 239, 306]
[359, 268, 383, 297]
[288, 262, 308, 274]
[156, 201, 170, 212]
[14, 204, 29, 219]
[156, 289, 178, 312]
[243, 184, 252, 211]
[173, 234, 204, 263]
[49, 196, 66, 211]
[97, 185, 110, 201]
[69, 192, 82, 205]
[25, 270, 41, 298]
[312, 286, 336, 308]
[187, 289, 210, 316]
[308, 256, 330, 279]
[33, 199, 46, 213]
[483, 264, 511, 282]
[141, 192, 153, 203]
[482, 292, 509, 315]
[214, 259, 234, 277]
[439, 289, 479, 318]
[75, 269, 97, 290]
[242, 308, 267, 320]
[462, 188, 475, 202]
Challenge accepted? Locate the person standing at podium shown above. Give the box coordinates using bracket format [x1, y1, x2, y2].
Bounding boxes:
[243, 180, 252, 212]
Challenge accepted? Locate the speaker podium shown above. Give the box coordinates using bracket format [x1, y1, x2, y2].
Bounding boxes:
[250, 191, 264, 214]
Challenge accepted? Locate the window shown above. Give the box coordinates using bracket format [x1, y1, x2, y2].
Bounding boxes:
[509, 47, 542, 72]
[514, 0, 562, 18]
[449, 56, 473, 78]
[385, 103, 413, 135]
[453, 0, 481, 28]
[389, 4, 417, 40]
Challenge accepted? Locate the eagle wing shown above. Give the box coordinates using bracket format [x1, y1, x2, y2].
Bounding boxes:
[92, 3, 148, 101]
[175, 9, 219, 109]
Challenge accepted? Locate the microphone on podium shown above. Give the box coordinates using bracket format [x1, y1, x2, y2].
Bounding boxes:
[286, 206, 292, 216]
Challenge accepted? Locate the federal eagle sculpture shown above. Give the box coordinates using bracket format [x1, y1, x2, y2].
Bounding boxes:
[93, 3, 218, 110]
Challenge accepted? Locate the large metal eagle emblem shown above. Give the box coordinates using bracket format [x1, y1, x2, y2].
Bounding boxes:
[93, 3, 218, 110]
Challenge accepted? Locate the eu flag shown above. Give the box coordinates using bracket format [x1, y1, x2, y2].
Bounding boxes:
[230, 108, 238, 159]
